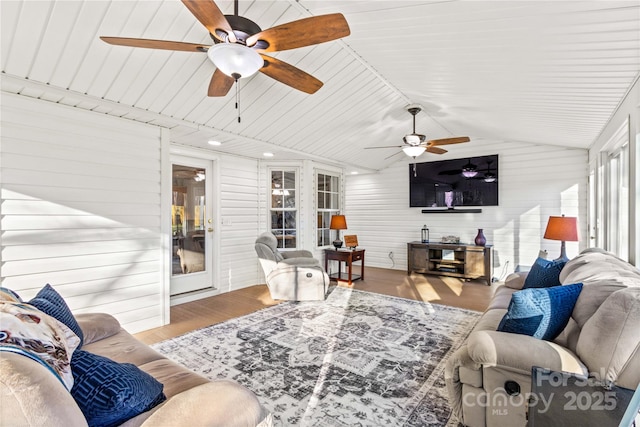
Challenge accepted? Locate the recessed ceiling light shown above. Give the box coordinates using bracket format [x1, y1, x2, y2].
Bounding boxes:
[263, 152, 274, 157]
[208, 140, 222, 146]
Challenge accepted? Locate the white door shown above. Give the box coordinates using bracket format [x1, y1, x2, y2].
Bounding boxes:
[170, 156, 215, 295]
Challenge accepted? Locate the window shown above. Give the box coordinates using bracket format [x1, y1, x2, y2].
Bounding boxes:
[270, 170, 297, 249]
[592, 120, 630, 261]
[317, 173, 341, 247]
[607, 143, 629, 261]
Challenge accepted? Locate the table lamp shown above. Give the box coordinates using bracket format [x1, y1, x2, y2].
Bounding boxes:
[543, 215, 578, 262]
[330, 215, 347, 249]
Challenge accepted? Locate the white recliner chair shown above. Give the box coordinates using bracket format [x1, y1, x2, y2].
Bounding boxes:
[255, 232, 329, 301]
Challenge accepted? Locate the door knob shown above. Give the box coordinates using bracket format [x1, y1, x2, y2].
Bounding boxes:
[208, 228, 214, 232]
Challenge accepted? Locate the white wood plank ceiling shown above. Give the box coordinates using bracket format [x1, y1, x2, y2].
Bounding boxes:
[2, 0, 639, 172]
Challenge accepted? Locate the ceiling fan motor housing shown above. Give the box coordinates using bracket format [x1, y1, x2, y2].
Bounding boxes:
[211, 15, 269, 50]
[404, 104, 426, 145]
[403, 134, 426, 145]
[407, 106, 422, 116]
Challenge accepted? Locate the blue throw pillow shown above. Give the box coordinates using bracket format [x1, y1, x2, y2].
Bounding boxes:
[497, 283, 583, 341]
[523, 257, 566, 288]
[71, 350, 166, 427]
[29, 284, 84, 348]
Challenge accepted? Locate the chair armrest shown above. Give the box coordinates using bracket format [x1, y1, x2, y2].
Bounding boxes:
[280, 258, 321, 267]
[140, 381, 271, 427]
[281, 250, 313, 259]
[467, 330, 587, 376]
[75, 313, 122, 345]
[504, 272, 528, 290]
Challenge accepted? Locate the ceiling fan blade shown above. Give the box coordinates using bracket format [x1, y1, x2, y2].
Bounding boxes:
[428, 136, 471, 146]
[247, 13, 350, 52]
[208, 69, 234, 97]
[426, 146, 448, 154]
[384, 151, 404, 161]
[100, 37, 208, 52]
[439, 169, 463, 175]
[181, 0, 236, 43]
[364, 145, 404, 149]
[259, 55, 323, 94]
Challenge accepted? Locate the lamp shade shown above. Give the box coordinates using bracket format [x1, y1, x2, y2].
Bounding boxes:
[330, 215, 347, 230]
[544, 216, 578, 241]
[207, 43, 263, 79]
[402, 145, 426, 158]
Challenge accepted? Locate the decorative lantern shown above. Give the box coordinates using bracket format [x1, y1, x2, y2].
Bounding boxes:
[421, 225, 429, 243]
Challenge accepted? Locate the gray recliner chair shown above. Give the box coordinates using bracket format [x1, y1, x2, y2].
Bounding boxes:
[255, 232, 329, 301]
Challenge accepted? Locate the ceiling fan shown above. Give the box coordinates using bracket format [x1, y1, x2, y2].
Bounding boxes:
[100, 0, 350, 97]
[366, 105, 470, 158]
[438, 159, 497, 182]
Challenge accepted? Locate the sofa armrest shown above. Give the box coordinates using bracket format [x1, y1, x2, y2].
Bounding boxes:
[504, 272, 528, 290]
[467, 330, 587, 376]
[281, 250, 313, 259]
[139, 381, 271, 427]
[75, 313, 122, 345]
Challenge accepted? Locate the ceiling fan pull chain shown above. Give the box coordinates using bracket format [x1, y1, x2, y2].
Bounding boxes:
[234, 75, 241, 123]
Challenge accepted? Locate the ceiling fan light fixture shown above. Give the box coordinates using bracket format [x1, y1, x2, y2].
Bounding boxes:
[462, 168, 478, 178]
[402, 145, 426, 158]
[461, 160, 478, 178]
[484, 172, 497, 182]
[207, 43, 263, 79]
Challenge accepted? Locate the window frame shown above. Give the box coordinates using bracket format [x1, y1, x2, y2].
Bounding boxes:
[591, 119, 630, 261]
[268, 168, 299, 250]
[316, 171, 342, 247]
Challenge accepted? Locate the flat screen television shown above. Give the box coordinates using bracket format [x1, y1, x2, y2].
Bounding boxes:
[409, 154, 499, 207]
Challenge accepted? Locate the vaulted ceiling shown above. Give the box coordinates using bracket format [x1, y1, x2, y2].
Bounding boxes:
[2, 0, 639, 172]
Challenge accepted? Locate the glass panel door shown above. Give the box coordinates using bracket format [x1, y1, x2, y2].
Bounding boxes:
[170, 159, 214, 295]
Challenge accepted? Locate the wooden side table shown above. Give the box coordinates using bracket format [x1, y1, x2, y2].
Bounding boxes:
[324, 249, 365, 285]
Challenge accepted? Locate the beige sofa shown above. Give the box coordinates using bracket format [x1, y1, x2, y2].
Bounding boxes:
[445, 248, 640, 427]
[1, 311, 272, 427]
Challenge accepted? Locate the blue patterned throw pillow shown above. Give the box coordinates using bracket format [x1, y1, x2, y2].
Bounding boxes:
[523, 257, 566, 289]
[497, 283, 583, 341]
[71, 350, 166, 427]
[29, 284, 84, 348]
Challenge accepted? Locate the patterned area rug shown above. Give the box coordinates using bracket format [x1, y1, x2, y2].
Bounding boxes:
[152, 287, 480, 426]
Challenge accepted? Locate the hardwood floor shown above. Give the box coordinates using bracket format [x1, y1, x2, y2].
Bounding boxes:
[135, 266, 499, 345]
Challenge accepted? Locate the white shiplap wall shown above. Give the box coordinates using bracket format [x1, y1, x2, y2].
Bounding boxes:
[345, 142, 588, 279]
[0, 93, 165, 333]
[218, 155, 261, 291]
